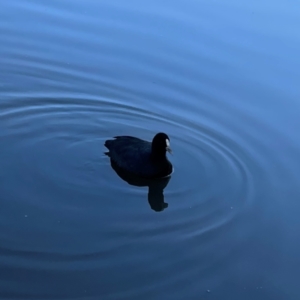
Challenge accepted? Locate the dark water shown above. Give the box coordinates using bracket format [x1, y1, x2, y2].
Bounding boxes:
[1, 0, 300, 299]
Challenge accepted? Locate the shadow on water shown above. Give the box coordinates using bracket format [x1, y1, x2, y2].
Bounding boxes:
[107, 158, 171, 212]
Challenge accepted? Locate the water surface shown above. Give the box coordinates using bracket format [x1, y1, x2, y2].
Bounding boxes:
[1, 0, 300, 299]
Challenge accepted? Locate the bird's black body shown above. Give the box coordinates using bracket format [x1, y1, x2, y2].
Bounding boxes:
[104, 133, 173, 179]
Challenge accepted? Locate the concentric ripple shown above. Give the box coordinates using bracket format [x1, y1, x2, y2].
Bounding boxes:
[1, 92, 258, 238]
[1, 90, 294, 299]
[1, 93, 254, 208]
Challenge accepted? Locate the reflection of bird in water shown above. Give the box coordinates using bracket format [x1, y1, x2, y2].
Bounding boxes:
[107, 159, 171, 212]
[148, 179, 170, 212]
[104, 132, 173, 179]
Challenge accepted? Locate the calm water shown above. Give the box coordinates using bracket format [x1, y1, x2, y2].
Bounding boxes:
[1, 0, 300, 299]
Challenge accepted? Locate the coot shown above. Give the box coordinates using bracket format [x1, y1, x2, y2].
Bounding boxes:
[104, 132, 173, 179]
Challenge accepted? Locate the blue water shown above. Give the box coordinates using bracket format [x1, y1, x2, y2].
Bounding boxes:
[1, 0, 300, 299]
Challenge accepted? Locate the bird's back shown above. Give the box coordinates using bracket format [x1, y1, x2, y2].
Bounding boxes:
[104, 136, 172, 178]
